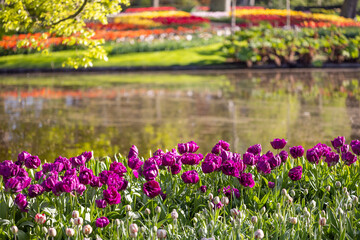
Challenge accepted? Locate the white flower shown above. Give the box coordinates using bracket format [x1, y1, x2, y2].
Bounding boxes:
[34, 213, 46, 224]
[72, 210, 80, 218]
[125, 205, 132, 212]
[319, 217, 326, 226]
[251, 216, 258, 224]
[213, 196, 220, 205]
[157, 229, 167, 239]
[129, 223, 138, 234]
[65, 228, 75, 237]
[48, 228, 57, 237]
[83, 225, 92, 236]
[10, 226, 18, 234]
[171, 209, 178, 220]
[74, 217, 83, 226]
[255, 229, 264, 239]
[289, 217, 297, 225]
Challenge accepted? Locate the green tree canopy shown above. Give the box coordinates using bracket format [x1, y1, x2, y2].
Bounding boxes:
[0, 0, 129, 68]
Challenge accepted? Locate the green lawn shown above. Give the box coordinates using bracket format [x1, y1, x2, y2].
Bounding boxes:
[0, 43, 227, 69]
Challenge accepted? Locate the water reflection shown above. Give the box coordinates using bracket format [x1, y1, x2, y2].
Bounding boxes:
[0, 70, 359, 161]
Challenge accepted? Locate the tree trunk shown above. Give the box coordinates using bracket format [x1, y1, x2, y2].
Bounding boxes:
[153, 0, 159, 7]
[210, 0, 231, 12]
[341, 0, 358, 18]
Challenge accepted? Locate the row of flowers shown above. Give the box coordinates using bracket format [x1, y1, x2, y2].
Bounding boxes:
[0, 135, 359, 239]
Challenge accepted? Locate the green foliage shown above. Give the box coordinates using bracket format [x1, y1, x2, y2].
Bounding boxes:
[0, 0, 130, 68]
[222, 25, 360, 67]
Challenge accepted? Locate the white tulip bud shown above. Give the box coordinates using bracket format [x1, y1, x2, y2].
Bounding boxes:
[230, 209, 238, 218]
[208, 193, 214, 200]
[141, 226, 146, 232]
[304, 189, 308, 195]
[145, 208, 151, 215]
[343, 187, 348, 194]
[319, 217, 326, 226]
[213, 196, 220, 205]
[65, 228, 75, 237]
[325, 186, 331, 192]
[115, 219, 121, 226]
[208, 201, 214, 209]
[34, 213, 47, 224]
[129, 232, 137, 238]
[125, 205, 132, 212]
[335, 181, 341, 188]
[251, 216, 258, 224]
[310, 200, 316, 209]
[289, 217, 297, 225]
[254, 229, 264, 239]
[260, 206, 266, 214]
[72, 210, 80, 219]
[42, 227, 48, 234]
[129, 223, 138, 234]
[281, 189, 287, 195]
[289, 190, 295, 197]
[10, 226, 18, 234]
[83, 225, 92, 236]
[48, 228, 57, 237]
[74, 217, 83, 226]
[155, 206, 161, 214]
[352, 196, 359, 204]
[221, 196, 229, 205]
[171, 210, 178, 220]
[157, 229, 167, 239]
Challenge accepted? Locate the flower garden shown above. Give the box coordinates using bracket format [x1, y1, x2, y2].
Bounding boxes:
[1, 136, 360, 239]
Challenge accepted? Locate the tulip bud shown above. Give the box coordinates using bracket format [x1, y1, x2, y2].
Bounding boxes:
[230, 209, 238, 218]
[145, 208, 151, 215]
[141, 226, 146, 232]
[69, 218, 74, 225]
[310, 200, 316, 209]
[304, 210, 310, 218]
[155, 206, 161, 214]
[115, 219, 121, 226]
[213, 196, 220, 205]
[83, 225, 92, 236]
[254, 229, 264, 239]
[251, 216, 258, 224]
[208, 193, 214, 200]
[281, 189, 287, 195]
[325, 186, 331, 192]
[335, 181, 341, 188]
[48, 228, 57, 237]
[153, 226, 158, 232]
[260, 207, 266, 214]
[10, 226, 18, 234]
[42, 227, 48, 234]
[276, 203, 281, 210]
[321, 210, 326, 217]
[171, 210, 178, 220]
[74, 217, 83, 226]
[352, 196, 359, 204]
[34, 213, 46, 224]
[72, 210, 80, 219]
[129, 232, 137, 238]
[193, 217, 198, 223]
[343, 187, 348, 194]
[129, 223, 138, 234]
[65, 228, 75, 237]
[208, 201, 214, 209]
[304, 189, 308, 195]
[125, 205, 132, 212]
[319, 217, 326, 226]
[221, 196, 229, 205]
[287, 196, 293, 204]
[289, 190, 295, 197]
[289, 217, 297, 225]
[338, 207, 344, 215]
[157, 229, 167, 239]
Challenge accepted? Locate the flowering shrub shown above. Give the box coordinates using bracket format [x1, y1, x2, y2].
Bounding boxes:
[1, 136, 360, 239]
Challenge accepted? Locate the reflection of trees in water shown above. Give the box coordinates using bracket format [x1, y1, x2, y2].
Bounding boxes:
[0, 70, 359, 161]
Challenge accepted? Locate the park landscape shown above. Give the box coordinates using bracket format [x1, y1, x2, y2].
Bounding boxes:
[1, 0, 360, 239]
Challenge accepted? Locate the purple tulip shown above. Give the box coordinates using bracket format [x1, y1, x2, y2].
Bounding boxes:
[221, 186, 240, 199]
[64, 168, 77, 177]
[270, 138, 287, 150]
[288, 166, 302, 181]
[128, 157, 143, 170]
[342, 152, 357, 166]
[90, 176, 103, 188]
[204, 153, 222, 170]
[178, 141, 199, 154]
[199, 185, 207, 193]
[142, 161, 159, 181]
[160, 192, 167, 201]
[76, 184, 86, 196]
[279, 151, 288, 163]
[61, 175, 79, 193]
[247, 144, 262, 155]
[41, 172, 59, 192]
[42, 163, 53, 173]
[211, 140, 230, 155]
[78, 167, 94, 185]
[331, 136, 345, 149]
[107, 174, 127, 191]
[351, 140, 360, 155]
[81, 151, 92, 161]
[221, 160, 240, 177]
[103, 187, 121, 205]
[315, 143, 332, 157]
[15, 193, 28, 212]
[143, 180, 161, 198]
[268, 181, 275, 189]
[153, 149, 165, 157]
[35, 171, 44, 181]
[324, 152, 340, 167]
[28, 184, 44, 198]
[95, 217, 109, 228]
[25, 155, 41, 169]
[52, 162, 64, 172]
[96, 199, 107, 208]
[70, 155, 86, 168]
[162, 151, 178, 166]
[268, 155, 281, 170]
[243, 152, 256, 166]
[52, 182, 63, 196]
[109, 162, 127, 177]
[337, 144, 349, 154]
[181, 170, 199, 184]
[5, 178, 23, 193]
[179, 153, 203, 166]
[289, 146, 304, 158]
[54, 156, 71, 170]
[170, 158, 182, 175]
[306, 148, 321, 164]
[238, 173, 255, 188]
[128, 145, 139, 159]
[16, 151, 31, 166]
[0, 160, 19, 178]
[99, 170, 114, 185]
[201, 159, 217, 174]
[17, 168, 28, 178]
[256, 159, 271, 175]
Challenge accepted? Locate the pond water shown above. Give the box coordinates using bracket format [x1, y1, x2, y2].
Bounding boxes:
[0, 69, 360, 161]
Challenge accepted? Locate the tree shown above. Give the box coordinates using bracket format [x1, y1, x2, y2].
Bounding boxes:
[0, 0, 130, 68]
[341, 0, 358, 18]
[210, 0, 231, 11]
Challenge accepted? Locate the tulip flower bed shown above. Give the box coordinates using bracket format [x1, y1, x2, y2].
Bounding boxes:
[223, 25, 360, 67]
[1, 136, 360, 239]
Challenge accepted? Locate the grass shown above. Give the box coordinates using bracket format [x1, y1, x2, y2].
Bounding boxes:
[0, 43, 227, 69]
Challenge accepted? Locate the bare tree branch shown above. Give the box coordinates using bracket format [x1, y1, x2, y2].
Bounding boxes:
[51, 0, 88, 26]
